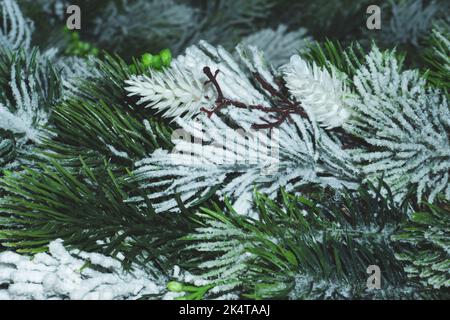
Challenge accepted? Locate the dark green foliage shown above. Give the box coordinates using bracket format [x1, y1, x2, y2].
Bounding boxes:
[0, 50, 179, 269]
[303, 40, 367, 81]
[244, 186, 407, 299]
[74, 53, 157, 115]
[0, 132, 16, 169]
[184, 183, 448, 299]
[0, 47, 61, 111]
[393, 200, 450, 290]
[423, 27, 450, 91]
[41, 99, 173, 169]
[0, 44, 183, 273]
[0, 160, 196, 271]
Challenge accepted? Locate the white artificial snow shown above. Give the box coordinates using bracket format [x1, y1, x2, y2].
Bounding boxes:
[282, 55, 352, 129]
[0, 239, 166, 300]
[106, 144, 129, 159]
[0, 103, 41, 143]
[236, 43, 279, 90]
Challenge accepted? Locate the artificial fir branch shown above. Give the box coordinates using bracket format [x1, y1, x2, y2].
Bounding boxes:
[0, 0, 449, 301]
[128, 41, 360, 215]
[0, 160, 198, 271]
[344, 46, 450, 203]
[182, 183, 448, 299]
[0, 239, 167, 299]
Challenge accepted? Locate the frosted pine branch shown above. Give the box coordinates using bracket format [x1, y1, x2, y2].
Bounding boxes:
[185, 0, 274, 51]
[57, 56, 101, 99]
[344, 46, 450, 202]
[181, 217, 251, 296]
[0, 65, 49, 144]
[0, 0, 33, 50]
[128, 42, 359, 216]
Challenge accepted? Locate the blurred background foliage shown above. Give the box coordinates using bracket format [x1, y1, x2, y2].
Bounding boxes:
[18, 0, 449, 65]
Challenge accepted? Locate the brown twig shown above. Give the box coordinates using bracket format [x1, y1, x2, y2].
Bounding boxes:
[200, 66, 308, 129]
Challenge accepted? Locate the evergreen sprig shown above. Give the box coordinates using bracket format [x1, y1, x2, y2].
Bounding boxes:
[41, 99, 173, 170]
[424, 26, 450, 91]
[393, 200, 450, 290]
[183, 183, 448, 299]
[0, 159, 196, 271]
